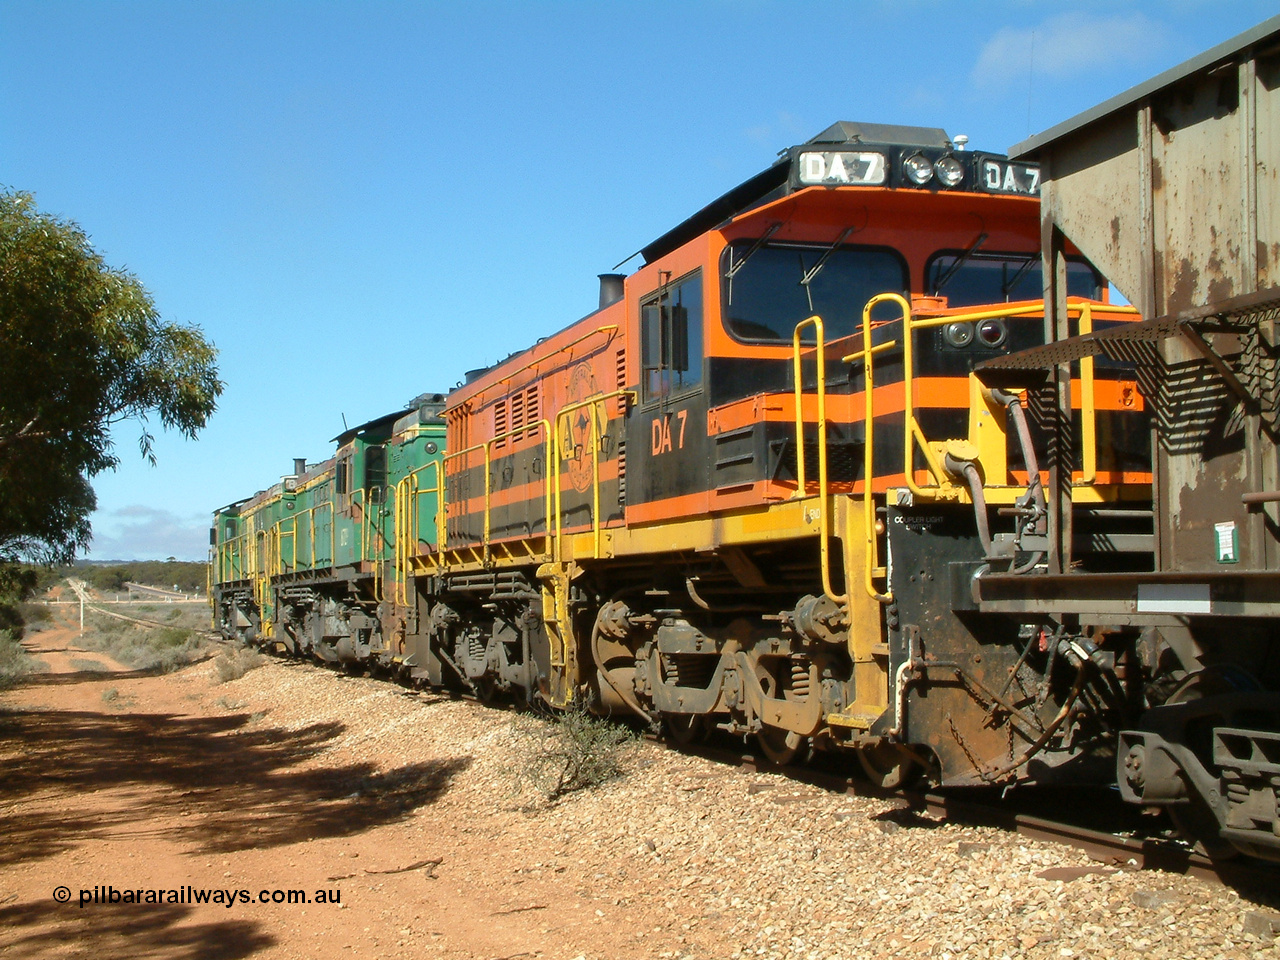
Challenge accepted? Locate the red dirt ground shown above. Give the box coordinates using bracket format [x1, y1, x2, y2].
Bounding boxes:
[0, 612, 691, 960]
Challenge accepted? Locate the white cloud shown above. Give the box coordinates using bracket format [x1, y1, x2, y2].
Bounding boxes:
[972, 12, 1171, 89]
[84, 506, 210, 562]
[744, 111, 809, 146]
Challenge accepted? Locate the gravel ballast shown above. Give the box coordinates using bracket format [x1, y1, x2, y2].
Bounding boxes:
[221, 657, 1280, 960]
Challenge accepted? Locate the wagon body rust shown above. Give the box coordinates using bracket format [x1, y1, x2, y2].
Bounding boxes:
[985, 14, 1280, 859]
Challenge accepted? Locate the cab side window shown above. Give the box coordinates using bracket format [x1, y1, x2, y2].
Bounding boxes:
[364, 445, 387, 502]
[336, 455, 352, 502]
[641, 271, 703, 403]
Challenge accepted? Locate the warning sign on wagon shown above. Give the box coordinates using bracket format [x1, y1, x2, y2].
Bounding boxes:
[1215, 521, 1238, 564]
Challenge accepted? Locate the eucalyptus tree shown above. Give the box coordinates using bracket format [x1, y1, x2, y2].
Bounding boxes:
[0, 190, 223, 563]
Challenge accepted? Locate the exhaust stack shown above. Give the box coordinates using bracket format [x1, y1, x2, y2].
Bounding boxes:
[598, 273, 625, 309]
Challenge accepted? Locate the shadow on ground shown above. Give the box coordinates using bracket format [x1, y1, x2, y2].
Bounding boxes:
[14, 665, 178, 686]
[0, 900, 274, 960]
[0, 707, 471, 866]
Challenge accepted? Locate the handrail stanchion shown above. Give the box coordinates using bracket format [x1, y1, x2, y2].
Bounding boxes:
[1079, 303, 1097, 484]
[550, 390, 635, 562]
[845, 294, 905, 603]
[791, 316, 843, 604]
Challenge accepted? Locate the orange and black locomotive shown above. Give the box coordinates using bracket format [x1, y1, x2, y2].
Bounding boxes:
[215, 120, 1158, 797]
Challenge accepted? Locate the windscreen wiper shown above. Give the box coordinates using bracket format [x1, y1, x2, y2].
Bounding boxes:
[932, 231, 989, 293]
[1001, 255, 1037, 299]
[800, 226, 857, 288]
[724, 222, 783, 305]
[799, 226, 858, 312]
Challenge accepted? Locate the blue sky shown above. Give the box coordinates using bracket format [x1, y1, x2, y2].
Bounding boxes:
[2, 0, 1275, 561]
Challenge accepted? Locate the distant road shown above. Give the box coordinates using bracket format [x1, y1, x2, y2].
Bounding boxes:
[46, 578, 206, 605]
[122, 582, 191, 600]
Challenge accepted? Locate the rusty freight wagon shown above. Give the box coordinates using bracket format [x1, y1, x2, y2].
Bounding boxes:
[972, 15, 1280, 859]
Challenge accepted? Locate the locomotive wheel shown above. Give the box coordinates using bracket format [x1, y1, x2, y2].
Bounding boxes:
[752, 657, 809, 764]
[473, 676, 501, 703]
[1164, 665, 1260, 859]
[757, 725, 807, 765]
[856, 742, 917, 789]
[664, 713, 709, 746]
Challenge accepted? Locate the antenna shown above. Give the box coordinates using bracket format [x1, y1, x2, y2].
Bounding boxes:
[341, 413, 348, 431]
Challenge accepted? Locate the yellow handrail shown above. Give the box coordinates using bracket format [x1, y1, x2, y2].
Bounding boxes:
[394, 459, 444, 606]
[846, 295, 904, 603]
[843, 296, 1140, 601]
[552, 390, 634, 561]
[790, 316, 843, 604]
[286, 501, 332, 570]
[276, 519, 296, 573]
[249, 519, 275, 639]
[907, 299, 1138, 491]
[394, 476, 409, 606]
[1079, 303, 1097, 484]
[371, 488, 385, 603]
[442, 418, 555, 565]
[898, 302, 954, 497]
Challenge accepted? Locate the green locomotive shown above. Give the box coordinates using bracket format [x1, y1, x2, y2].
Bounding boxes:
[210, 393, 446, 666]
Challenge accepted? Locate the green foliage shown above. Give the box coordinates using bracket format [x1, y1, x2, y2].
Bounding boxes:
[0, 190, 223, 563]
[511, 699, 638, 801]
[17, 564, 65, 595]
[19, 562, 209, 596]
[77, 561, 207, 595]
[0, 564, 36, 634]
[18, 601, 51, 628]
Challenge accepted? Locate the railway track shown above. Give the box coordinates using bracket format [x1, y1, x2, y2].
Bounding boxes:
[669, 736, 1280, 891]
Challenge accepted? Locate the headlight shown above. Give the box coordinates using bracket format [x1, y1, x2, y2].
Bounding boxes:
[943, 322, 974, 348]
[903, 153, 934, 186]
[935, 155, 964, 187]
[976, 319, 1008, 348]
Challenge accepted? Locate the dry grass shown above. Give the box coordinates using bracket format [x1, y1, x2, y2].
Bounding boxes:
[509, 698, 638, 801]
[78, 605, 212, 672]
[213, 645, 267, 683]
[0, 630, 38, 689]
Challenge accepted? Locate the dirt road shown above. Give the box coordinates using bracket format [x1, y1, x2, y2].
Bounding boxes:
[0, 615, 696, 960]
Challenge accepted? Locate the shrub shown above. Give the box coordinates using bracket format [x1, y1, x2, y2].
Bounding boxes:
[510, 698, 638, 801]
[154, 626, 192, 648]
[0, 629, 36, 689]
[78, 612, 210, 672]
[214, 645, 267, 683]
[18, 602, 52, 630]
